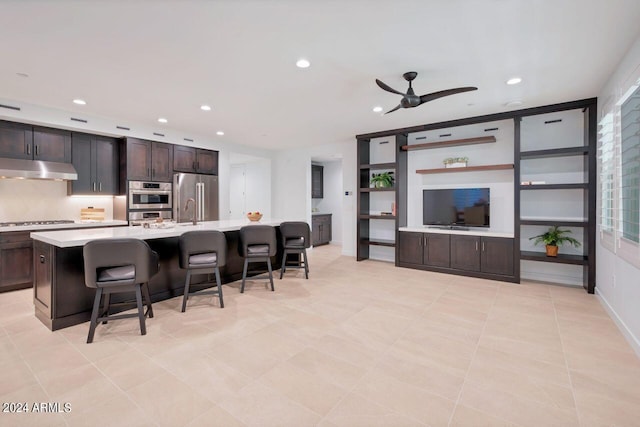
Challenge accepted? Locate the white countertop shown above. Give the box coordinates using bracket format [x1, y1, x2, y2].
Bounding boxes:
[0, 220, 128, 233]
[399, 226, 514, 238]
[31, 219, 285, 248]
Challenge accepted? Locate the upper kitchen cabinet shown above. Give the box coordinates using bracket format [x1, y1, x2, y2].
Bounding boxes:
[0, 121, 70, 162]
[0, 120, 33, 160]
[122, 137, 173, 182]
[32, 126, 71, 163]
[312, 164, 323, 198]
[68, 133, 120, 195]
[173, 146, 218, 175]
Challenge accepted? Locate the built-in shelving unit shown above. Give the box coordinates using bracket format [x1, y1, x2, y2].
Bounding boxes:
[359, 188, 395, 192]
[520, 146, 589, 159]
[520, 183, 589, 190]
[416, 164, 513, 174]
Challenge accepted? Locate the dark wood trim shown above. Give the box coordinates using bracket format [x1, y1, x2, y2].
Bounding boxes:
[356, 98, 597, 139]
[520, 146, 589, 159]
[401, 136, 496, 151]
[416, 164, 513, 174]
[513, 116, 521, 282]
[520, 219, 588, 227]
[520, 183, 589, 190]
[585, 103, 597, 294]
[359, 187, 395, 192]
[363, 239, 396, 247]
[359, 162, 396, 170]
[520, 251, 588, 265]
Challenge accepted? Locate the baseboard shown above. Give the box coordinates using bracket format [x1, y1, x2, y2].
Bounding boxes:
[596, 289, 640, 358]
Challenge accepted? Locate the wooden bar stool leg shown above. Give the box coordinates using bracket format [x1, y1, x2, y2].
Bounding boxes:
[214, 267, 224, 308]
[303, 249, 309, 279]
[267, 258, 275, 291]
[87, 288, 103, 344]
[181, 271, 192, 313]
[241, 259, 249, 293]
[135, 285, 146, 336]
[280, 249, 288, 279]
[142, 282, 154, 318]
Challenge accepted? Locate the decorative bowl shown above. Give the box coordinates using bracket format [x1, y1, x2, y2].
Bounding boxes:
[247, 212, 263, 222]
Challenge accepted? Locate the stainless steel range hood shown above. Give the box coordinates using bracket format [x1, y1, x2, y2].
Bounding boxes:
[0, 158, 78, 181]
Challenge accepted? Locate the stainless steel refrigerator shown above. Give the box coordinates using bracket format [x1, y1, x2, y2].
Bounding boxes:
[173, 173, 219, 223]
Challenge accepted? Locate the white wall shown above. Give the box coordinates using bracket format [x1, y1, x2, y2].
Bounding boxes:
[596, 34, 640, 355]
[0, 180, 117, 221]
[272, 141, 356, 257]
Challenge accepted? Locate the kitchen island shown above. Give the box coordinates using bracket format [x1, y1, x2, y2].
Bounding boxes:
[30, 219, 286, 330]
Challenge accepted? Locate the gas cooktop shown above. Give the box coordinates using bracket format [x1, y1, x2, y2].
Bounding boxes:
[0, 220, 75, 227]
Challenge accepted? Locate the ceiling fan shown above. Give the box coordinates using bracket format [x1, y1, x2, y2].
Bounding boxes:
[375, 71, 477, 114]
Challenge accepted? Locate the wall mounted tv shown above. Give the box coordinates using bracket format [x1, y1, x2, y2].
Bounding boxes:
[423, 188, 490, 228]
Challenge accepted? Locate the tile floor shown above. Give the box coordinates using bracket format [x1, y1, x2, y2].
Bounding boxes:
[1, 244, 639, 426]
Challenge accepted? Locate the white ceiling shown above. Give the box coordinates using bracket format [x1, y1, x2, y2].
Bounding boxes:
[1, 0, 639, 150]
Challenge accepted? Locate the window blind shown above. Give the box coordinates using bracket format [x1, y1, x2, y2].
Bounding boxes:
[598, 112, 616, 234]
[620, 88, 640, 243]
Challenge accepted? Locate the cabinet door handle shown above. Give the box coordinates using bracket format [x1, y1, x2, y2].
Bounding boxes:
[99, 182, 102, 192]
[152, 168, 155, 177]
[196, 161, 199, 170]
[39, 255, 45, 264]
[147, 167, 151, 177]
[92, 182, 96, 192]
[424, 236, 428, 247]
[193, 161, 196, 170]
[475, 241, 479, 251]
[35, 145, 39, 156]
[482, 242, 485, 252]
[26, 144, 31, 155]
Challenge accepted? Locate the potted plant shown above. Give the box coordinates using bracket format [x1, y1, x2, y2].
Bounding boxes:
[370, 171, 394, 188]
[529, 226, 581, 257]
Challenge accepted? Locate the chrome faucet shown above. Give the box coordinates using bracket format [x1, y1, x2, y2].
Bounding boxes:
[185, 197, 197, 225]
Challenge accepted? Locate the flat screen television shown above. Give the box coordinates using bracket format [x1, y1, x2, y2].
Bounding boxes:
[423, 188, 490, 228]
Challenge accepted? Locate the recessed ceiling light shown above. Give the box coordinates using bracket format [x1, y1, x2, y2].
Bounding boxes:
[506, 77, 522, 85]
[216, 131, 224, 136]
[200, 105, 211, 111]
[505, 100, 523, 107]
[296, 59, 310, 68]
[158, 118, 168, 123]
[372, 106, 383, 113]
[73, 99, 86, 105]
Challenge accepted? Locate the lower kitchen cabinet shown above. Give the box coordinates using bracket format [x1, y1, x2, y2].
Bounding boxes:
[312, 214, 331, 246]
[0, 232, 33, 292]
[398, 231, 515, 282]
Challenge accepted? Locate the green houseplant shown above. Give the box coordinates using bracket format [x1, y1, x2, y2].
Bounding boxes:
[529, 226, 581, 257]
[370, 172, 394, 188]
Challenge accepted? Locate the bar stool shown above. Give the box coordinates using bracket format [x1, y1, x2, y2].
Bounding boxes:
[239, 225, 277, 293]
[83, 239, 159, 344]
[279, 221, 311, 279]
[178, 230, 226, 311]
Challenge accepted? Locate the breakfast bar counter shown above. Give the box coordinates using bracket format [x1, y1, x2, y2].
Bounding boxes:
[30, 219, 286, 330]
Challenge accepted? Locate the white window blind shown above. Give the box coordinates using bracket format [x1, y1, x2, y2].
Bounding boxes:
[619, 87, 640, 244]
[598, 111, 616, 236]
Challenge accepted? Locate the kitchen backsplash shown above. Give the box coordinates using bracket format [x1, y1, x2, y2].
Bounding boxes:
[0, 180, 116, 221]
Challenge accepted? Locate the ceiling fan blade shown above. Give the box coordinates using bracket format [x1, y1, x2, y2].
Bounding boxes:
[376, 79, 405, 96]
[419, 87, 477, 104]
[384, 104, 403, 114]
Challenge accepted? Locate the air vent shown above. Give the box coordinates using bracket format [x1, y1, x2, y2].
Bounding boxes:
[184, 138, 194, 142]
[0, 104, 20, 111]
[70, 117, 87, 123]
[544, 119, 562, 124]
[379, 141, 389, 144]
[415, 136, 427, 140]
[439, 133, 452, 138]
[116, 126, 130, 131]
[153, 132, 165, 137]
[484, 127, 498, 132]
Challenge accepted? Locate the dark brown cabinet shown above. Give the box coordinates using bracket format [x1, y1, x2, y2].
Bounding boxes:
[450, 235, 481, 272]
[69, 133, 119, 195]
[481, 237, 514, 276]
[173, 146, 218, 175]
[312, 214, 331, 246]
[32, 126, 71, 163]
[0, 121, 70, 163]
[312, 165, 324, 199]
[33, 240, 52, 317]
[0, 120, 33, 160]
[398, 232, 450, 268]
[0, 232, 33, 292]
[398, 232, 515, 280]
[123, 138, 174, 182]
